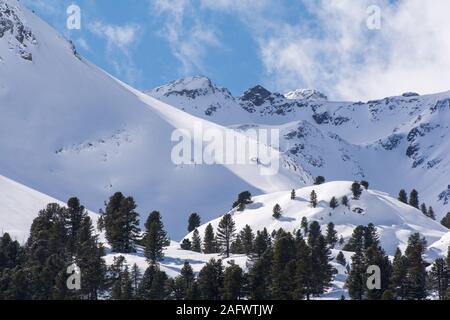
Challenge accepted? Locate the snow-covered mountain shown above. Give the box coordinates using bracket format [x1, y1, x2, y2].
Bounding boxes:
[147, 78, 450, 221]
[0, 0, 300, 239]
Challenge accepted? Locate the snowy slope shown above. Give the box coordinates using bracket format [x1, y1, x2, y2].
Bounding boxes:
[0, 0, 301, 239]
[184, 182, 448, 257]
[147, 78, 450, 220]
[0, 174, 101, 242]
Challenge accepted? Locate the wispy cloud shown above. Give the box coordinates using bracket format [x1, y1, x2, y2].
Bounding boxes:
[150, 0, 222, 74]
[89, 21, 143, 84]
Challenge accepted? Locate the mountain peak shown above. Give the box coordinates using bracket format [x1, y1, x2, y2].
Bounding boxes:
[148, 76, 233, 100]
[240, 85, 272, 107]
[284, 88, 328, 101]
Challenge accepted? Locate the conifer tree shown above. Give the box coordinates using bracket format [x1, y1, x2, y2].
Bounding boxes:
[314, 176, 325, 185]
[336, 251, 346, 266]
[364, 245, 392, 300]
[325, 222, 338, 248]
[188, 213, 201, 232]
[360, 181, 369, 190]
[203, 224, 217, 254]
[294, 236, 312, 300]
[191, 229, 202, 253]
[429, 258, 448, 300]
[405, 233, 428, 300]
[144, 211, 168, 265]
[216, 214, 236, 258]
[271, 233, 296, 299]
[198, 259, 224, 300]
[341, 195, 349, 207]
[180, 239, 192, 251]
[102, 193, 140, 253]
[420, 203, 427, 216]
[291, 189, 296, 200]
[74, 216, 107, 300]
[253, 228, 271, 259]
[398, 189, 408, 204]
[66, 197, 87, 254]
[346, 243, 366, 300]
[131, 263, 141, 298]
[272, 204, 282, 219]
[239, 225, 255, 256]
[310, 190, 318, 208]
[232, 191, 252, 211]
[248, 249, 273, 300]
[441, 212, 450, 229]
[389, 248, 409, 300]
[308, 222, 336, 297]
[409, 189, 420, 209]
[427, 206, 436, 220]
[351, 182, 363, 200]
[222, 264, 244, 300]
[329, 197, 339, 209]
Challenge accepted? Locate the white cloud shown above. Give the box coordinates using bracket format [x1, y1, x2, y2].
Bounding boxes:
[256, 0, 450, 100]
[150, 0, 222, 74]
[198, 0, 450, 101]
[89, 21, 142, 84]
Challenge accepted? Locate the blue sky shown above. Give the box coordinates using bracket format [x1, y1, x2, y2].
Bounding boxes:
[22, 0, 450, 100]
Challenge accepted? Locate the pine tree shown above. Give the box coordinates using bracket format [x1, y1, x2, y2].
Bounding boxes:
[300, 217, 309, 237]
[365, 245, 392, 300]
[409, 189, 420, 209]
[66, 197, 88, 255]
[336, 251, 346, 266]
[429, 258, 449, 300]
[294, 236, 312, 300]
[341, 195, 349, 207]
[272, 204, 282, 219]
[420, 203, 427, 216]
[308, 222, 336, 297]
[351, 182, 363, 200]
[74, 216, 107, 300]
[232, 191, 252, 211]
[441, 212, 450, 229]
[291, 189, 296, 200]
[360, 181, 369, 190]
[346, 243, 366, 300]
[216, 214, 236, 258]
[310, 190, 318, 208]
[271, 233, 296, 299]
[198, 259, 224, 300]
[389, 248, 409, 300]
[314, 176, 325, 185]
[325, 222, 338, 248]
[398, 189, 408, 204]
[137, 265, 169, 300]
[427, 206, 436, 220]
[187, 213, 201, 232]
[170, 261, 195, 300]
[144, 211, 168, 265]
[131, 263, 141, 298]
[222, 264, 244, 300]
[405, 233, 428, 300]
[248, 249, 273, 300]
[191, 229, 202, 253]
[180, 239, 192, 250]
[239, 225, 255, 256]
[102, 193, 140, 253]
[253, 228, 271, 259]
[203, 224, 217, 254]
[110, 256, 132, 300]
[329, 197, 339, 209]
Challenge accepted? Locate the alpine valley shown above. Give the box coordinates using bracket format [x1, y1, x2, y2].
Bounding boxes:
[1, 0, 450, 300]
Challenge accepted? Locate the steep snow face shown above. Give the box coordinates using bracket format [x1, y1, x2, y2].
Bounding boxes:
[284, 89, 328, 101]
[185, 182, 448, 257]
[0, 174, 100, 242]
[0, 0, 301, 239]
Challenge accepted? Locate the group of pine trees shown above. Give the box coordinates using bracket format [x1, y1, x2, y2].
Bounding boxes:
[398, 189, 439, 221]
[1, 185, 450, 300]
